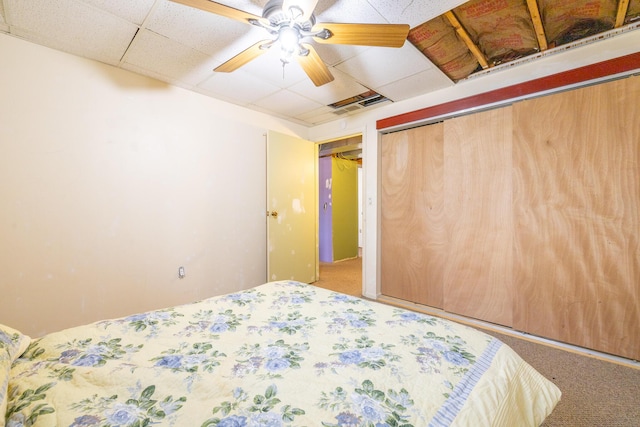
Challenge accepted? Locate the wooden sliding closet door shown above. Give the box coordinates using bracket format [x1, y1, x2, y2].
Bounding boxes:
[443, 108, 514, 327]
[512, 77, 640, 359]
[380, 124, 445, 308]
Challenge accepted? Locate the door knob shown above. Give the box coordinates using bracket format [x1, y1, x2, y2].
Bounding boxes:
[267, 210, 278, 218]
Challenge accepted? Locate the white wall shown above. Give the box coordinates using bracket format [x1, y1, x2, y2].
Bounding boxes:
[0, 34, 309, 336]
[309, 30, 640, 300]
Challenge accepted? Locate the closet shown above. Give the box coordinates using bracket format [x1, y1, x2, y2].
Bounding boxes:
[380, 75, 640, 360]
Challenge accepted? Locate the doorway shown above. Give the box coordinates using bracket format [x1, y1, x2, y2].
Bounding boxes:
[314, 135, 363, 296]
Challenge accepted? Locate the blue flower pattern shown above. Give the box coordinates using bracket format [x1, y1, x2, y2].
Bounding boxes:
[6, 281, 498, 426]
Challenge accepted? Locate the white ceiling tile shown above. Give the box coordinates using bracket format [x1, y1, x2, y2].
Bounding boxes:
[241, 46, 309, 88]
[78, 0, 156, 25]
[365, 0, 472, 28]
[123, 29, 216, 86]
[288, 67, 369, 106]
[335, 42, 433, 88]
[193, 0, 263, 17]
[314, 0, 387, 24]
[302, 111, 343, 125]
[295, 105, 335, 121]
[376, 68, 454, 102]
[311, 44, 369, 66]
[251, 89, 324, 117]
[197, 69, 283, 105]
[5, 0, 138, 65]
[145, 0, 266, 62]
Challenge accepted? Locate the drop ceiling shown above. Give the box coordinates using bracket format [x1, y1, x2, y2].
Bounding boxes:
[1, 0, 638, 126]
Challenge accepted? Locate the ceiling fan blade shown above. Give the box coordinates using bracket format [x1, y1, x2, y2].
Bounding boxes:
[169, 0, 262, 25]
[296, 44, 334, 87]
[282, 0, 319, 22]
[215, 40, 272, 73]
[313, 23, 410, 47]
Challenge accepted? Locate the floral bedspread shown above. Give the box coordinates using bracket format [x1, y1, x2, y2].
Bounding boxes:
[5, 281, 560, 427]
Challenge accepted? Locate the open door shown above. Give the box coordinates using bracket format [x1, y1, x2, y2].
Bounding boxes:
[266, 130, 318, 283]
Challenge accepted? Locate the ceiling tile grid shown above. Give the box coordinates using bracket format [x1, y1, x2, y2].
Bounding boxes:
[366, 0, 472, 28]
[250, 87, 325, 117]
[3, 0, 635, 126]
[294, 105, 336, 123]
[313, 0, 388, 24]
[0, 0, 463, 124]
[376, 68, 454, 102]
[4, 0, 140, 66]
[288, 67, 370, 105]
[335, 42, 434, 88]
[78, 0, 157, 25]
[122, 29, 217, 87]
[196, 68, 283, 105]
[311, 43, 368, 67]
[144, 0, 267, 62]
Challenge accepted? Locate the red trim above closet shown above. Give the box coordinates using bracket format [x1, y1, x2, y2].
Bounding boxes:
[377, 51, 640, 130]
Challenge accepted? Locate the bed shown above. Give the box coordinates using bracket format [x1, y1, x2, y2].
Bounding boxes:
[2, 280, 560, 426]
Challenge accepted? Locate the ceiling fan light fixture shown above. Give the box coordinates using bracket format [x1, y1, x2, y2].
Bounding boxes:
[286, 5, 304, 21]
[170, 0, 409, 87]
[263, 0, 316, 30]
[278, 25, 302, 63]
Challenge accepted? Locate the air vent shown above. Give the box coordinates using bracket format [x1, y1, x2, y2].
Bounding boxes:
[360, 94, 387, 107]
[329, 89, 390, 115]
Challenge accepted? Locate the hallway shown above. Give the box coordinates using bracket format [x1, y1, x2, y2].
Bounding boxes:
[313, 256, 362, 296]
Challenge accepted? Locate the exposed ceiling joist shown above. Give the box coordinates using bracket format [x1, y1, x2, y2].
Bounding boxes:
[616, 0, 631, 27]
[319, 135, 362, 158]
[526, 0, 548, 50]
[444, 11, 490, 69]
[410, 0, 640, 84]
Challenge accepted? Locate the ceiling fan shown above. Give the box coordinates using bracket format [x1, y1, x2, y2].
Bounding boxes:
[170, 0, 410, 86]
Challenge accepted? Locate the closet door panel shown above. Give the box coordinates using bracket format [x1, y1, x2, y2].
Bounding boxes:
[513, 77, 640, 359]
[380, 124, 445, 308]
[443, 108, 514, 327]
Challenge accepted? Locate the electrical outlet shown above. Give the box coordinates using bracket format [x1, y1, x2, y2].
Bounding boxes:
[178, 266, 185, 279]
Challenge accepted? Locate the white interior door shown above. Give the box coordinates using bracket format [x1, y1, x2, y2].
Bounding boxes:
[266, 130, 318, 283]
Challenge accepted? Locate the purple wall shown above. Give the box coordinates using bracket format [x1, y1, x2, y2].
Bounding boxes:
[319, 157, 333, 262]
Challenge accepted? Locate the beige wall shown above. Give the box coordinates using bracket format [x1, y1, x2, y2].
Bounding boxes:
[0, 34, 308, 337]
